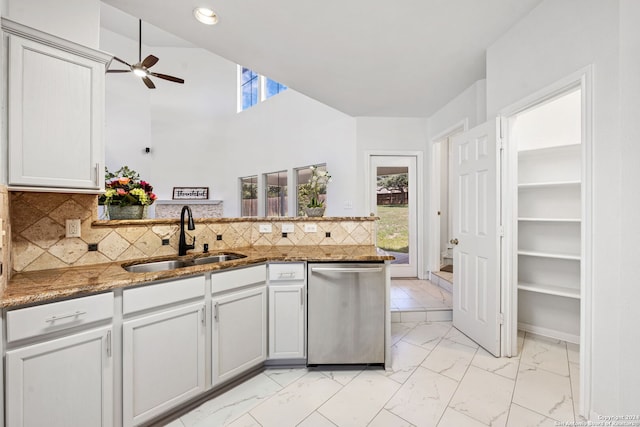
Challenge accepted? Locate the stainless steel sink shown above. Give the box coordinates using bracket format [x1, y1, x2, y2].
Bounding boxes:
[192, 253, 244, 265]
[123, 253, 246, 273]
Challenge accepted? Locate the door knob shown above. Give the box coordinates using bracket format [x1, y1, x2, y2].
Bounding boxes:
[450, 238, 459, 245]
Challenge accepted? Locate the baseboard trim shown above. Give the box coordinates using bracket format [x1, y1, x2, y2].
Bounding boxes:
[518, 322, 579, 344]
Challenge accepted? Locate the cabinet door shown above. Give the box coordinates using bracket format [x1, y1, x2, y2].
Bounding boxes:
[268, 284, 306, 359]
[212, 286, 267, 385]
[7, 35, 104, 190]
[122, 303, 206, 427]
[5, 327, 113, 427]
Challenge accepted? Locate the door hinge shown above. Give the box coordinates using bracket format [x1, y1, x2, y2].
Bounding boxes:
[498, 313, 504, 325]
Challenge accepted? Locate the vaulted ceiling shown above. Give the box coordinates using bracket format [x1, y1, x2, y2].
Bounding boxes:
[101, 0, 542, 117]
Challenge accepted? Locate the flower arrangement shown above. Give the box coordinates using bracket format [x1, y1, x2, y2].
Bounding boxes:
[297, 165, 331, 217]
[98, 166, 157, 207]
[306, 165, 331, 208]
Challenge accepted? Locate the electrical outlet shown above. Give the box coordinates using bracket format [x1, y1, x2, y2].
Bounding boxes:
[66, 219, 81, 238]
[259, 224, 272, 233]
[282, 223, 294, 233]
[304, 223, 317, 232]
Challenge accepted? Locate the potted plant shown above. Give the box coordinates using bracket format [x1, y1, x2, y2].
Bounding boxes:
[98, 166, 157, 219]
[300, 165, 331, 217]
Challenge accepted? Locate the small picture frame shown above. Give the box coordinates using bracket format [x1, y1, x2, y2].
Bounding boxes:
[172, 187, 209, 200]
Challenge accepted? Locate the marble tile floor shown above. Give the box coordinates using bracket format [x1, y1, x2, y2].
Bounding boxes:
[390, 279, 453, 323]
[165, 323, 583, 427]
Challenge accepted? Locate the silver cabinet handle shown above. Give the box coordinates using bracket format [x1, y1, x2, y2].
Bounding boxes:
[106, 330, 112, 357]
[278, 272, 297, 279]
[201, 306, 206, 324]
[45, 310, 87, 323]
[94, 163, 100, 187]
[213, 302, 219, 321]
[310, 267, 383, 273]
[300, 289, 304, 306]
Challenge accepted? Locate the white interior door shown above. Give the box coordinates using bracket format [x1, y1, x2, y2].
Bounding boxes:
[370, 155, 417, 277]
[451, 120, 501, 356]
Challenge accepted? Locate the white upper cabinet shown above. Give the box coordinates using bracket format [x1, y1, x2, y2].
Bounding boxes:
[2, 19, 111, 192]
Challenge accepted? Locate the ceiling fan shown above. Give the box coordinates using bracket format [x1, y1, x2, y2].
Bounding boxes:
[107, 19, 184, 89]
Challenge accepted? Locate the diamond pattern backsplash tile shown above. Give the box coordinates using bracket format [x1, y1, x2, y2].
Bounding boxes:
[8, 191, 376, 273]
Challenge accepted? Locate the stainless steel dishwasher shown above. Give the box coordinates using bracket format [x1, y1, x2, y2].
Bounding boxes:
[307, 262, 385, 365]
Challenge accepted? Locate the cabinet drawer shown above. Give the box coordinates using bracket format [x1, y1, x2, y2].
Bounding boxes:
[123, 275, 205, 315]
[211, 265, 266, 294]
[6, 292, 114, 342]
[268, 263, 305, 282]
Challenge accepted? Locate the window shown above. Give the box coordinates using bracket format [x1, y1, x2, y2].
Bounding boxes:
[264, 171, 288, 216]
[296, 165, 327, 215]
[240, 175, 258, 217]
[240, 67, 259, 110]
[265, 77, 287, 99]
[238, 66, 287, 111]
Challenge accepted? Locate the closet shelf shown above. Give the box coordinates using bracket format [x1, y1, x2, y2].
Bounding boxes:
[518, 217, 581, 223]
[518, 282, 580, 299]
[517, 250, 580, 261]
[518, 180, 581, 189]
[517, 143, 581, 157]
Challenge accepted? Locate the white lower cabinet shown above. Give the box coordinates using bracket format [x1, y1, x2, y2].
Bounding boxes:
[268, 284, 306, 359]
[121, 276, 206, 427]
[5, 326, 113, 427]
[212, 285, 267, 386]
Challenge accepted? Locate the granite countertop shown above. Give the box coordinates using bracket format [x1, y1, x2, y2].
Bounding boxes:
[1, 245, 393, 308]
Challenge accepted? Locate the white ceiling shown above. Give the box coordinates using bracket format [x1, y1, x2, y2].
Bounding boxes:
[101, 0, 542, 117]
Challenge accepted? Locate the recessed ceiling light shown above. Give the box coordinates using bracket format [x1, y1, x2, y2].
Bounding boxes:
[193, 7, 218, 25]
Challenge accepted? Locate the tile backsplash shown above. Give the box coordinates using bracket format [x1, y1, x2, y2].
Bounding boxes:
[9, 192, 375, 273]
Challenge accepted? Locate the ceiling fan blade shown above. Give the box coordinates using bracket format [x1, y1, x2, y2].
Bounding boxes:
[106, 69, 132, 73]
[141, 55, 159, 69]
[150, 72, 185, 84]
[142, 76, 156, 89]
[112, 56, 132, 67]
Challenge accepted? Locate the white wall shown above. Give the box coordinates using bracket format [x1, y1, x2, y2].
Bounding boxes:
[618, 0, 640, 413]
[100, 28, 152, 182]
[428, 79, 486, 139]
[101, 19, 359, 217]
[486, 0, 637, 415]
[2, 0, 100, 48]
[221, 90, 357, 216]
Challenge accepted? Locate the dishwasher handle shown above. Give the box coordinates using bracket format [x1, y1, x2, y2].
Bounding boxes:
[310, 266, 383, 273]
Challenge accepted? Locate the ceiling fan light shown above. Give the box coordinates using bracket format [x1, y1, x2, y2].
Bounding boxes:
[193, 7, 218, 25]
[132, 67, 147, 77]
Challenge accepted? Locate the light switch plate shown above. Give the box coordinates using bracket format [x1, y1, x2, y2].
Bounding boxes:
[259, 224, 272, 233]
[304, 223, 317, 232]
[66, 219, 81, 238]
[282, 223, 294, 233]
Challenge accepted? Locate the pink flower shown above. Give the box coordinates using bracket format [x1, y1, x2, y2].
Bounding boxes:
[117, 188, 127, 196]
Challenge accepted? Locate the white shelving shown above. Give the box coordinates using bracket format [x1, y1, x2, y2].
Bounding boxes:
[511, 90, 583, 344]
[518, 217, 581, 223]
[518, 250, 580, 261]
[518, 180, 580, 189]
[518, 282, 580, 299]
[516, 140, 582, 338]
